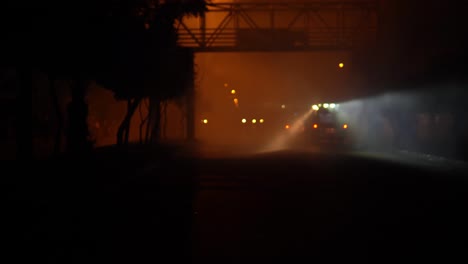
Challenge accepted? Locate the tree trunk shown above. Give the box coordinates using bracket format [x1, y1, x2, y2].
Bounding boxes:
[16, 66, 33, 160]
[162, 101, 168, 139]
[149, 97, 161, 144]
[178, 98, 187, 139]
[117, 97, 142, 145]
[66, 79, 91, 155]
[145, 98, 152, 144]
[124, 99, 131, 144]
[49, 75, 63, 155]
[139, 100, 148, 144]
[186, 50, 195, 142]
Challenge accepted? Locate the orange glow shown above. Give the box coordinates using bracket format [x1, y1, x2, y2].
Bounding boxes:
[202, 119, 208, 124]
[231, 89, 236, 95]
[233, 98, 238, 104]
[313, 124, 318, 129]
[285, 124, 290, 129]
[343, 124, 348, 129]
[339, 62, 344, 68]
[224, 83, 228, 87]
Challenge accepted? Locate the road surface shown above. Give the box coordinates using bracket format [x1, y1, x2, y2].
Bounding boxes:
[191, 148, 467, 263]
[7, 145, 468, 263]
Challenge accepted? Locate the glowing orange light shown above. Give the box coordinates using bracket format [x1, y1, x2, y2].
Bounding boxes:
[339, 62, 344, 68]
[313, 124, 318, 129]
[285, 124, 290, 129]
[343, 124, 348, 129]
[224, 83, 228, 87]
[231, 89, 236, 95]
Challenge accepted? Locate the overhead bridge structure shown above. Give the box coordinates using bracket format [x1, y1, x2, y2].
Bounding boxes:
[177, 1, 379, 139]
[176, 1, 379, 52]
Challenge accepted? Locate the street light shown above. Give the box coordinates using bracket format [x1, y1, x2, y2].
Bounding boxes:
[252, 119, 257, 124]
[202, 119, 208, 124]
[231, 89, 236, 95]
[339, 62, 344, 68]
[241, 118, 247, 123]
[259, 119, 264, 123]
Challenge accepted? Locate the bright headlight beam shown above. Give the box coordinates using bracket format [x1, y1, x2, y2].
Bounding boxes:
[259, 108, 314, 153]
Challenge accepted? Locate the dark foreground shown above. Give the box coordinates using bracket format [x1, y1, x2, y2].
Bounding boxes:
[6, 145, 468, 263]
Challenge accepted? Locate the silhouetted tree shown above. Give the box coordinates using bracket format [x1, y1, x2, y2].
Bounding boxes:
[2, 4, 34, 159]
[90, 0, 206, 145]
[47, 75, 64, 155]
[2, 1, 106, 157]
[2, 0, 207, 157]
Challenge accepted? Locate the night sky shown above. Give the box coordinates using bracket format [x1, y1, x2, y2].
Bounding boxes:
[372, 0, 468, 87]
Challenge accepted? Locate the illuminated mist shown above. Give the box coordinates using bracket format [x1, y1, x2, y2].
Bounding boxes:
[194, 51, 353, 154]
[259, 108, 314, 153]
[336, 85, 468, 160]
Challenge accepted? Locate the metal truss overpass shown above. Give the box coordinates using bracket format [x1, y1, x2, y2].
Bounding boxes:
[176, 1, 379, 52]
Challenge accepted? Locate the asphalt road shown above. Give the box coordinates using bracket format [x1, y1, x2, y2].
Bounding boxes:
[6, 146, 468, 263]
[192, 149, 468, 263]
